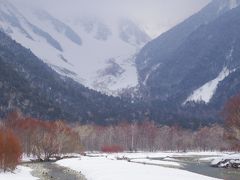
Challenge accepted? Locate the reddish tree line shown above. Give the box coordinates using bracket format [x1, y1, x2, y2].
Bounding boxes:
[4, 111, 82, 161]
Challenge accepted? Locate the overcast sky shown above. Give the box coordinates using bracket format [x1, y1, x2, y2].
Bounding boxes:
[12, 0, 211, 37]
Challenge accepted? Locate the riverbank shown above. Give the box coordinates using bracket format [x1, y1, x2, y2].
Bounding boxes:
[23, 161, 86, 180]
[56, 153, 221, 180]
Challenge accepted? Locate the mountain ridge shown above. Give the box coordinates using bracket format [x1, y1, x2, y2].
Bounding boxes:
[0, 0, 150, 95]
[134, 0, 240, 123]
[0, 29, 148, 123]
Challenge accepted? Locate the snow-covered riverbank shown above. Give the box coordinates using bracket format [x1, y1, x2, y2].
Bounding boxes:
[0, 166, 37, 180]
[56, 152, 223, 180]
[1, 152, 239, 179]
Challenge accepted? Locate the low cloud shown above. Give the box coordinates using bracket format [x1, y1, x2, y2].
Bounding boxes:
[11, 0, 210, 37]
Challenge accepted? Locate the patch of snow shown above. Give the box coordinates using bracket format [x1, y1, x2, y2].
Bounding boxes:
[184, 67, 232, 104]
[226, 46, 234, 61]
[143, 63, 161, 86]
[56, 156, 221, 180]
[131, 158, 181, 167]
[229, 0, 238, 9]
[199, 157, 220, 162]
[86, 151, 228, 160]
[182, 151, 227, 156]
[21, 154, 38, 163]
[0, 166, 37, 180]
[218, 0, 239, 13]
[92, 54, 139, 95]
[164, 157, 179, 161]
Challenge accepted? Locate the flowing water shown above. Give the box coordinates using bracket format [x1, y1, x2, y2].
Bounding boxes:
[152, 156, 240, 180]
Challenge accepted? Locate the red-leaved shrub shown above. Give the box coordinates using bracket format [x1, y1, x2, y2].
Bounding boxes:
[0, 128, 22, 172]
[101, 145, 123, 153]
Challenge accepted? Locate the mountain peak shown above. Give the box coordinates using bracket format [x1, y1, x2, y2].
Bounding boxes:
[209, 0, 240, 14]
[216, 0, 240, 10]
[229, 0, 240, 9]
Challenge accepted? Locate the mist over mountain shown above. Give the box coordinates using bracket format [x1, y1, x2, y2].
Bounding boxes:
[11, 0, 210, 37]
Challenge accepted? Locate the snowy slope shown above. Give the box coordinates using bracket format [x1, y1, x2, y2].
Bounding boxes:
[184, 67, 232, 104]
[0, 0, 150, 95]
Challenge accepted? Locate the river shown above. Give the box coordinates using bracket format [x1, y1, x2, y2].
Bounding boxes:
[151, 155, 240, 180]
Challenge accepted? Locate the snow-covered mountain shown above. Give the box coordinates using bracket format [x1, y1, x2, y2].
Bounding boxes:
[0, 0, 150, 95]
[132, 0, 240, 124]
[136, 0, 240, 103]
[0, 28, 147, 123]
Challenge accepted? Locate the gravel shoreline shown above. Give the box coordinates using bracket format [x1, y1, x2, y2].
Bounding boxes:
[23, 162, 87, 180]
